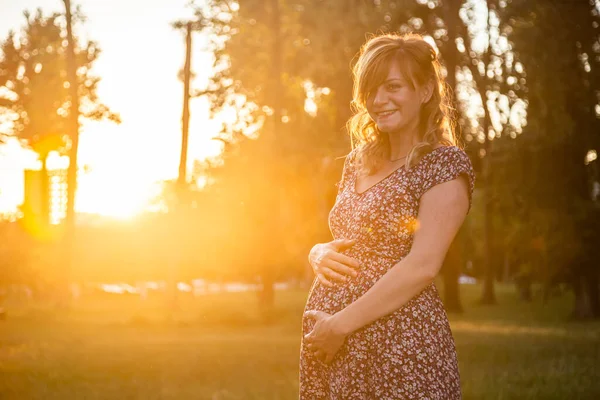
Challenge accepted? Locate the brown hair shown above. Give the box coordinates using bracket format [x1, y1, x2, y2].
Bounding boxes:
[347, 33, 457, 175]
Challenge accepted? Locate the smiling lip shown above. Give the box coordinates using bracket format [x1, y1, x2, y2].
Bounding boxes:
[377, 110, 397, 117]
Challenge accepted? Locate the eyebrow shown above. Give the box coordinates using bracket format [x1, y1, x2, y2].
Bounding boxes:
[384, 78, 406, 83]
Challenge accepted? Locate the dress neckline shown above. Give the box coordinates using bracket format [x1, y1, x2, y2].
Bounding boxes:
[352, 146, 449, 195]
[353, 164, 407, 195]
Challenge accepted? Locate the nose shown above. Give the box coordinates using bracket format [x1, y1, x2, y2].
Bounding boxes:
[372, 85, 388, 107]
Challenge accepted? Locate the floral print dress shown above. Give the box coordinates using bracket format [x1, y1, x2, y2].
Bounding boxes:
[300, 146, 475, 399]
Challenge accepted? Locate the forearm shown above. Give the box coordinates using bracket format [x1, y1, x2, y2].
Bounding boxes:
[332, 253, 439, 335]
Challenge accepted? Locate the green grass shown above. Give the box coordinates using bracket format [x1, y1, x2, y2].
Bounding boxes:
[1, 283, 599, 399]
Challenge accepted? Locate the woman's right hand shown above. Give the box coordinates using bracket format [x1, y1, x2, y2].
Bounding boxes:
[308, 239, 360, 287]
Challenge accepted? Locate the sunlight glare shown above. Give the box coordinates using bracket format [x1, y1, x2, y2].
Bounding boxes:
[585, 150, 597, 165]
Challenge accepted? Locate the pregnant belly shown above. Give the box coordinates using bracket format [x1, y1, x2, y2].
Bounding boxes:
[345, 245, 408, 288]
[305, 250, 404, 315]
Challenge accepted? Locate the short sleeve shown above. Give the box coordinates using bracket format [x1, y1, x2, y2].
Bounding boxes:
[412, 146, 476, 212]
[335, 148, 356, 198]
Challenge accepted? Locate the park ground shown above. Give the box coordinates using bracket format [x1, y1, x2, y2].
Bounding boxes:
[1, 283, 599, 399]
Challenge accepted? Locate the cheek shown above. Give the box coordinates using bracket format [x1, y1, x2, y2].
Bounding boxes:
[393, 90, 413, 105]
[397, 96, 421, 115]
[365, 98, 374, 112]
[366, 103, 377, 120]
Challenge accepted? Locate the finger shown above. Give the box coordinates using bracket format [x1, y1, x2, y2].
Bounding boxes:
[330, 238, 349, 247]
[304, 310, 317, 321]
[304, 310, 315, 322]
[324, 259, 359, 278]
[336, 238, 357, 250]
[304, 335, 311, 344]
[320, 267, 347, 283]
[304, 310, 328, 321]
[316, 273, 334, 287]
[329, 252, 360, 269]
[330, 238, 354, 251]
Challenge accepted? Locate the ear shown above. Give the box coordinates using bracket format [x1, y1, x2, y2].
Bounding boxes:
[421, 79, 434, 104]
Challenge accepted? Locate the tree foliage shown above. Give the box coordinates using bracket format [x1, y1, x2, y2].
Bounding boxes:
[499, 0, 600, 318]
[0, 8, 120, 156]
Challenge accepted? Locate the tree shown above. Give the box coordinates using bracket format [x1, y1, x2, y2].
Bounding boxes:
[196, 0, 536, 313]
[416, 0, 527, 306]
[194, 0, 327, 310]
[295, 0, 529, 309]
[0, 8, 119, 221]
[0, 7, 119, 296]
[0, 220, 34, 286]
[504, 0, 600, 318]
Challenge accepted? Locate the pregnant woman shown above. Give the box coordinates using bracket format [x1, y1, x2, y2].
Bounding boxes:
[299, 33, 475, 399]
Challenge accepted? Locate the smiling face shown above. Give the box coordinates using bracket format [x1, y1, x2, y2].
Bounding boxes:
[349, 34, 456, 174]
[366, 61, 427, 135]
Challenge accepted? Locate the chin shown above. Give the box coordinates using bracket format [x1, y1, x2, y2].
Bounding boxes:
[377, 122, 404, 133]
[375, 116, 405, 132]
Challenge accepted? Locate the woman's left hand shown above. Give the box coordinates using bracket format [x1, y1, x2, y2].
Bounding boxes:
[303, 310, 347, 364]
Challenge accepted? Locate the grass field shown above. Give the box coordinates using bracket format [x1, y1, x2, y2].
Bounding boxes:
[1, 283, 599, 399]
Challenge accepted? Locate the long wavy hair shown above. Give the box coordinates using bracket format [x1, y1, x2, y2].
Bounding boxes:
[347, 33, 458, 175]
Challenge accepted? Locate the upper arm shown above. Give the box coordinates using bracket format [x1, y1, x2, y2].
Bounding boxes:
[408, 176, 470, 275]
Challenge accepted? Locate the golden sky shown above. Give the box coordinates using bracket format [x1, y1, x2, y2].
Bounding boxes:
[0, 0, 222, 217]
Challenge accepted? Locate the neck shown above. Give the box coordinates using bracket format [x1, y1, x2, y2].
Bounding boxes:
[387, 122, 419, 160]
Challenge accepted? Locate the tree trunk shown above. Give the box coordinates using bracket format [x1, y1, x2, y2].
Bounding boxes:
[178, 22, 192, 189]
[480, 124, 496, 305]
[255, 0, 284, 313]
[586, 271, 599, 318]
[258, 271, 275, 320]
[439, 0, 465, 314]
[62, 0, 81, 306]
[479, 0, 497, 305]
[572, 269, 600, 320]
[442, 237, 463, 314]
[167, 22, 194, 317]
[515, 274, 532, 302]
[40, 155, 50, 227]
[457, 0, 497, 305]
[571, 275, 593, 320]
